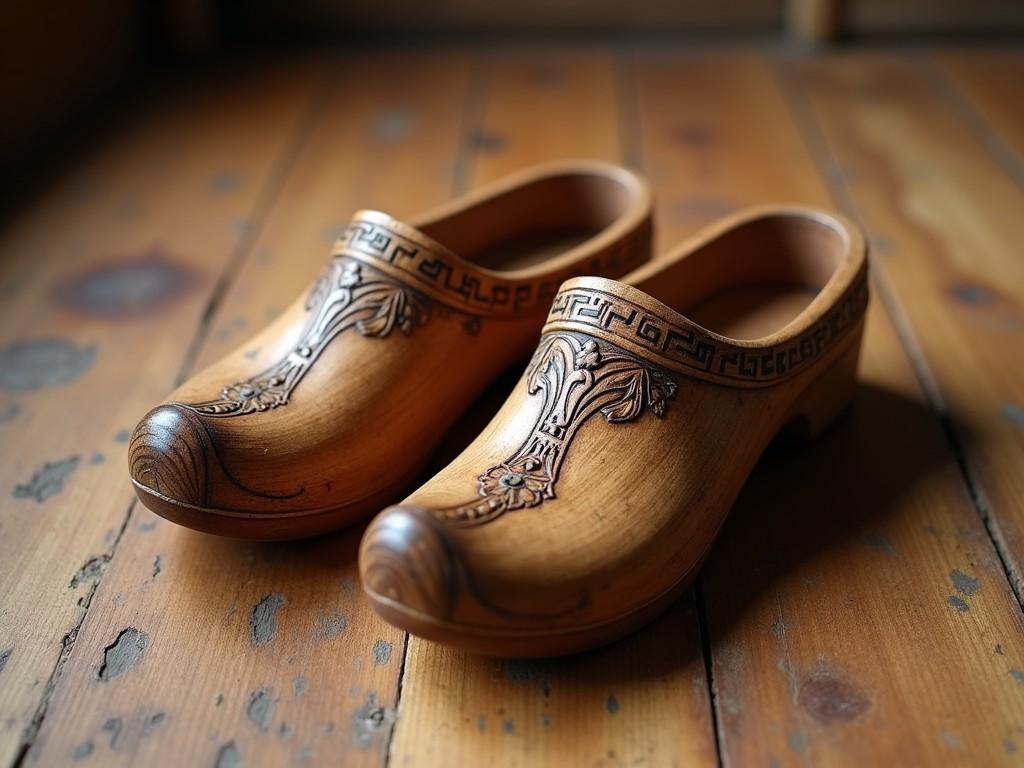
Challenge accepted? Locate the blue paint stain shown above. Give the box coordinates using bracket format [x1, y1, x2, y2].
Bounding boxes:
[208, 172, 242, 194]
[606, 695, 620, 715]
[1000, 403, 1024, 426]
[952, 283, 992, 305]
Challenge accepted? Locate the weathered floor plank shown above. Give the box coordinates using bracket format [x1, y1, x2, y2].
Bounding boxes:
[0, 58, 326, 767]
[787, 52, 1024, 600]
[930, 47, 1024, 181]
[635, 50, 1024, 765]
[22, 51, 474, 768]
[388, 47, 719, 768]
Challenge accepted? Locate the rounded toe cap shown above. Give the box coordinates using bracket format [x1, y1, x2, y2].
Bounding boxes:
[128, 403, 210, 509]
[359, 505, 462, 622]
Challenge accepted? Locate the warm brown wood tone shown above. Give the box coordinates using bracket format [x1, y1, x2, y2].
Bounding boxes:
[790, 52, 1024, 598]
[360, 206, 869, 655]
[3, 45, 1024, 768]
[0, 60, 327, 767]
[128, 158, 652, 539]
[631, 50, 1024, 766]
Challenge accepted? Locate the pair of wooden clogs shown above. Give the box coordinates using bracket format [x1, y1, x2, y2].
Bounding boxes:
[129, 161, 868, 656]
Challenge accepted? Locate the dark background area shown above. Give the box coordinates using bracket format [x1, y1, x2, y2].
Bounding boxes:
[2, 0, 1023, 182]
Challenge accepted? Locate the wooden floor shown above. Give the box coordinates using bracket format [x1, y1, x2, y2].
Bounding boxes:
[1, 44, 1023, 767]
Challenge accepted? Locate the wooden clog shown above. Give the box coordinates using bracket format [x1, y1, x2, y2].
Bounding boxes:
[359, 206, 869, 656]
[129, 161, 653, 539]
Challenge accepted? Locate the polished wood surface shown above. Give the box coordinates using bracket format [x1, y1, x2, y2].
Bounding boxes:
[1, 45, 1022, 767]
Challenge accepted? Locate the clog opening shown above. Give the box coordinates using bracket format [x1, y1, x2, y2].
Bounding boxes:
[419, 171, 640, 272]
[651, 213, 849, 341]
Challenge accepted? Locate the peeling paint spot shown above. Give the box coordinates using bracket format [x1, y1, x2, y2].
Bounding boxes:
[372, 108, 415, 142]
[788, 730, 807, 753]
[950, 569, 980, 596]
[315, 610, 347, 641]
[1010, 668, 1024, 684]
[73, 741, 94, 760]
[14, 456, 80, 502]
[1001, 403, 1024, 426]
[250, 593, 286, 647]
[951, 283, 992, 306]
[605, 695, 620, 715]
[70, 555, 108, 589]
[0, 648, 11, 672]
[372, 639, 393, 666]
[0, 339, 96, 391]
[864, 533, 897, 557]
[293, 673, 308, 698]
[467, 130, 506, 152]
[0, 403, 22, 423]
[214, 741, 241, 768]
[797, 673, 869, 724]
[103, 717, 123, 749]
[208, 171, 242, 194]
[98, 627, 148, 681]
[53, 251, 199, 319]
[144, 712, 167, 733]
[352, 691, 395, 748]
[947, 595, 970, 613]
[246, 687, 277, 731]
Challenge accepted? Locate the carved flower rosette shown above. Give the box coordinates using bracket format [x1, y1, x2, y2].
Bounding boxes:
[438, 333, 677, 526]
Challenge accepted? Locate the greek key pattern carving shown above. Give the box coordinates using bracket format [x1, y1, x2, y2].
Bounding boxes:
[544, 273, 867, 386]
[335, 213, 649, 315]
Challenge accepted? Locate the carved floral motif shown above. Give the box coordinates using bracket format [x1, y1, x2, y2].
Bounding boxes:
[180, 259, 439, 417]
[438, 333, 677, 526]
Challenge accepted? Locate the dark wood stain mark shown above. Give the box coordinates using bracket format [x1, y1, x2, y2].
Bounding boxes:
[797, 673, 869, 724]
[278, 721, 295, 739]
[14, 456, 80, 502]
[672, 123, 714, 148]
[214, 741, 241, 768]
[98, 627, 148, 681]
[352, 690, 395, 748]
[250, 593, 286, 647]
[0, 340, 96, 392]
[152, 555, 163, 579]
[52, 250, 200, 319]
[246, 687, 277, 731]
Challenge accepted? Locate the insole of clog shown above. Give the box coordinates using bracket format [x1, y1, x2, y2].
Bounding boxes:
[686, 285, 817, 340]
[472, 228, 598, 271]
